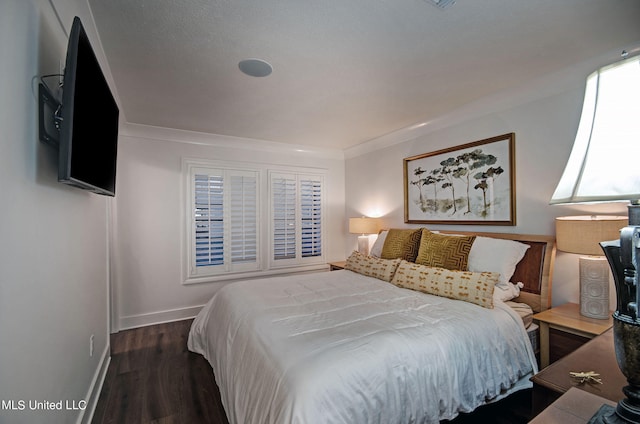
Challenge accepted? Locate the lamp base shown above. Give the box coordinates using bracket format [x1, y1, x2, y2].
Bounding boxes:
[594, 205, 640, 424]
[357, 235, 370, 256]
[610, 318, 640, 423]
[588, 401, 640, 423]
[579, 256, 611, 320]
[588, 404, 623, 423]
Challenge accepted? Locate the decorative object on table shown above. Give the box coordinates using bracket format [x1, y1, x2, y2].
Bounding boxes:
[570, 371, 603, 385]
[403, 133, 515, 225]
[556, 216, 627, 319]
[550, 52, 640, 424]
[348, 217, 381, 256]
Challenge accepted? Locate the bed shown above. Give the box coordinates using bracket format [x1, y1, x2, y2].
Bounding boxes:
[188, 229, 556, 423]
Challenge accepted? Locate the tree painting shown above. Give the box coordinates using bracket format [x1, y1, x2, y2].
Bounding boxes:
[474, 166, 504, 215]
[404, 134, 514, 225]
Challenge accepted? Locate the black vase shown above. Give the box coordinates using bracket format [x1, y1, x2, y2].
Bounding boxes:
[592, 228, 640, 424]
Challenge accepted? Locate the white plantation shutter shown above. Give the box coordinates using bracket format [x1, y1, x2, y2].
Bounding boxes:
[300, 177, 322, 258]
[272, 175, 297, 260]
[185, 159, 325, 283]
[194, 172, 224, 268]
[230, 174, 257, 264]
[189, 166, 259, 277]
[271, 172, 324, 266]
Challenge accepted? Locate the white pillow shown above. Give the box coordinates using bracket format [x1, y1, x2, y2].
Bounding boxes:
[369, 230, 388, 257]
[467, 236, 530, 284]
[493, 281, 524, 302]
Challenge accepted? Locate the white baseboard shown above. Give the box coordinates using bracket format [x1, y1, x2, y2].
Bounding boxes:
[76, 306, 207, 422]
[117, 305, 205, 331]
[77, 344, 111, 424]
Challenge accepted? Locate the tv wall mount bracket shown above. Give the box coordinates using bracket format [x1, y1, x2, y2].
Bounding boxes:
[38, 76, 63, 148]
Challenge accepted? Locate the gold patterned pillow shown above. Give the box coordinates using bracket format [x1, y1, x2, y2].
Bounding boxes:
[380, 228, 422, 262]
[391, 260, 498, 308]
[415, 229, 476, 270]
[345, 251, 401, 282]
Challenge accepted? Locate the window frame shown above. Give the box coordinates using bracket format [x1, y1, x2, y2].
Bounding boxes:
[182, 158, 327, 285]
[187, 164, 261, 279]
[269, 171, 325, 270]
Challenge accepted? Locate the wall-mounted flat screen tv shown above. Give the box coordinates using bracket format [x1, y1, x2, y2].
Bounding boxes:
[58, 16, 119, 197]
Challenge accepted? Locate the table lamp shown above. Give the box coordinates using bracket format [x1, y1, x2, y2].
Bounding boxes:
[550, 53, 640, 423]
[349, 217, 381, 256]
[556, 216, 627, 319]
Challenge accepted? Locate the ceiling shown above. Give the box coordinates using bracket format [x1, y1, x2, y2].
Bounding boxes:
[88, 0, 640, 150]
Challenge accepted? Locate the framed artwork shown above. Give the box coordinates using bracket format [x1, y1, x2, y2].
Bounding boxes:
[403, 133, 516, 225]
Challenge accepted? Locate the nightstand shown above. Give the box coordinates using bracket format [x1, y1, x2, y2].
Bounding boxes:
[533, 302, 613, 368]
[329, 261, 346, 271]
[530, 328, 625, 416]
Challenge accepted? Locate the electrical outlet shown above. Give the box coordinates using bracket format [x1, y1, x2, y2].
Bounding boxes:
[89, 334, 95, 357]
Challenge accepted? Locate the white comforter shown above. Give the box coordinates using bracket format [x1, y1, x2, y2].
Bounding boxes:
[188, 270, 537, 424]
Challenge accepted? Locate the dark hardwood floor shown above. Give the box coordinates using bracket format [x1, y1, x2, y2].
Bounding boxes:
[92, 319, 533, 424]
[92, 319, 228, 424]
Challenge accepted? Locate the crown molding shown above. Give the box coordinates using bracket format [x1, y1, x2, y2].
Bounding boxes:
[344, 42, 640, 160]
[119, 122, 345, 161]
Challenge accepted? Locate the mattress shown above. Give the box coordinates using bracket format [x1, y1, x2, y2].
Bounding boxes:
[188, 269, 538, 424]
[506, 300, 534, 329]
[527, 323, 540, 353]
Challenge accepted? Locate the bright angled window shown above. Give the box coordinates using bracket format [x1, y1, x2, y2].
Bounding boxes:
[185, 159, 326, 283]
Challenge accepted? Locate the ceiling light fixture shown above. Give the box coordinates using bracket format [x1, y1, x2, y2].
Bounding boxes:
[238, 59, 273, 77]
[425, 0, 456, 9]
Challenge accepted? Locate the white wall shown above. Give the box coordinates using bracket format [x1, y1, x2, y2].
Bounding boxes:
[344, 56, 628, 308]
[0, 0, 110, 423]
[111, 124, 346, 330]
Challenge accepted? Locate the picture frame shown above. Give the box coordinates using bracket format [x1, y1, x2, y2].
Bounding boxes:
[403, 133, 516, 225]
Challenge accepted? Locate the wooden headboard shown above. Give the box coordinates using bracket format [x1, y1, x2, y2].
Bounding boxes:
[439, 231, 556, 312]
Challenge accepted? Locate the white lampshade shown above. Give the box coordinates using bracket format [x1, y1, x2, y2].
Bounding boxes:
[550, 55, 640, 205]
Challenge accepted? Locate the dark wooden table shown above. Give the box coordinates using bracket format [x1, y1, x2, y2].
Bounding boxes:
[528, 387, 616, 423]
[530, 328, 626, 416]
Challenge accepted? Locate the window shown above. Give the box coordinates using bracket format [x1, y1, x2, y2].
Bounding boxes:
[194, 172, 224, 268]
[184, 159, 325, 283]
[188, 165, 259, 278]
[270, 172, 324, 268]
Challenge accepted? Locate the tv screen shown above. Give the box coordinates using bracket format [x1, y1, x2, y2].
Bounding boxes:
[59, 16, 119, 197]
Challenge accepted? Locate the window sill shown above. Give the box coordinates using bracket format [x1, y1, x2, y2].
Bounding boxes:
[183, 263, 329, 285]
